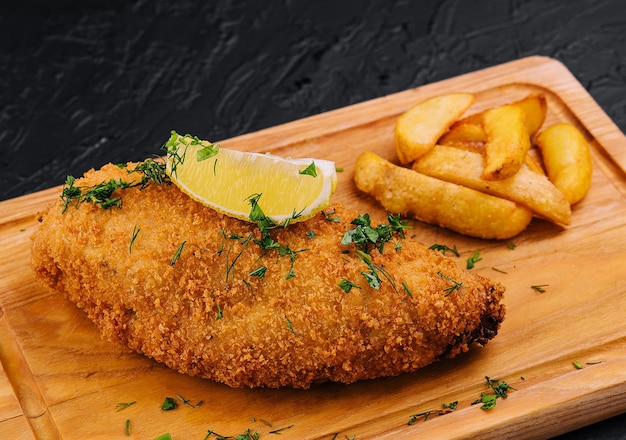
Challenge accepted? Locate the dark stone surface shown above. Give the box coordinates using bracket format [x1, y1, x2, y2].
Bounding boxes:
[1, 1, 624, 437]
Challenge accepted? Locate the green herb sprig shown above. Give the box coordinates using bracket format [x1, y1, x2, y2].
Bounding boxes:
[115, 401, 136, 412]
[176, 393, 204, 408]
[170, 241, 186, 266]
[61, 176, 129, 212]
[284, 315, 303, 337]
[429, 243, 460, 257]
[129, 225, 140, 253]
[61, 159, 169, 213]
[437, 271, 466, 296]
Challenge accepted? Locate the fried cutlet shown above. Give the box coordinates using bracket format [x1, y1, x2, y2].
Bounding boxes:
[31, 162, 505, 388]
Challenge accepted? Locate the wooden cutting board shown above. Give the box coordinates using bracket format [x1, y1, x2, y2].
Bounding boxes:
[1, 56, 625, 440]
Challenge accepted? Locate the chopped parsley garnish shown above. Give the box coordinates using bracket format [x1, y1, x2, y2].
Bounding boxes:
[60, 159, 170, 213]
[355, 250, 398, 293]
[429, 243, 460, 257]
[437, 271, 466, 296]
[322, 209, 341, 222]
[245, 193, 307, 280]
[299, 161, 317, 177]
[176, 394, 204, 408]
[361, 268, 381, 290]
[341, 213, 409, 254]
[402, 281, 413, 298]
[161, 397, 177, 411]
[170, 241, 186, 266]
[466, 249, 482, 269]
[471, 376, 516, 410]
[339, 214, 407, 293]
[130, 159, 170, 188]
[531, 284, 549, 293]
[339, 278, 361, 293]
[115, 401, 136, 412]
[269, 425, 294, 434]
[408, 401, 458, 425]
[129, 225, 140, 253]
[162, 131, 187, 176]
[197, 142, 220, 162]
[249, 266, 267, 278]
[225, 246, 244, 283]
[284, 315, 303, 337]
[61, 176, 129, 212]
[163, 130, 220, 174]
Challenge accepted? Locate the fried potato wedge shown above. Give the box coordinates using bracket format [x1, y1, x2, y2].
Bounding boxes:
[482, 104, 530, 180]
[535, 123, 593, 204]
[354, 151, 533, 239]
[394, 92, 475, 165]
[439, 121, 487, 146]
[525, 148, 546, 175]
[440, 93, 547, 146]
[513, 92, 547, 137]
[414, 145, 571, 225]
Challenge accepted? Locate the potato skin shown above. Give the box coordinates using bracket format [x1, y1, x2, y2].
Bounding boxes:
[535, 123, 593, 205]
[355, 151, 532, 239]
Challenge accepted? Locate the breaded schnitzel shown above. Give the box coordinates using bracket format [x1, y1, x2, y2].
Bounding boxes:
[31, 162, 505, 388]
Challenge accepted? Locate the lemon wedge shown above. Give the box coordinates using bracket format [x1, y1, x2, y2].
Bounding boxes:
[163, 131, 337, 224]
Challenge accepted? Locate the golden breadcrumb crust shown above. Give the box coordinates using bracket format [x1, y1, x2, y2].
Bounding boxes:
[31, 163, 505, 388]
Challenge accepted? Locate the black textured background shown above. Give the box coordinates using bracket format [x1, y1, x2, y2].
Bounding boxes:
[1, 1, 625, 437]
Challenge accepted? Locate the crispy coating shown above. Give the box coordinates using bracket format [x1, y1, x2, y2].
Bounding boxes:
[31, 163, 505, 388]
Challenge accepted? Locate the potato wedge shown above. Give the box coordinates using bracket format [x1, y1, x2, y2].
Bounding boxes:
[535, 123, 593, 204]
[482, 104, 530, 180]
[525, 148, 546, 175]
[513, 93, 547, 136]
[439, 121, 487, 146]
[354, 151, 533, 239]
[440, 93, 547, 146]
[394, 92, 475, 165]
[414, 145, 571, 225]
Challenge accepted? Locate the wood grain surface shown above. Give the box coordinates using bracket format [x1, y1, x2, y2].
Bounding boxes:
[1, 56, 625, 439]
